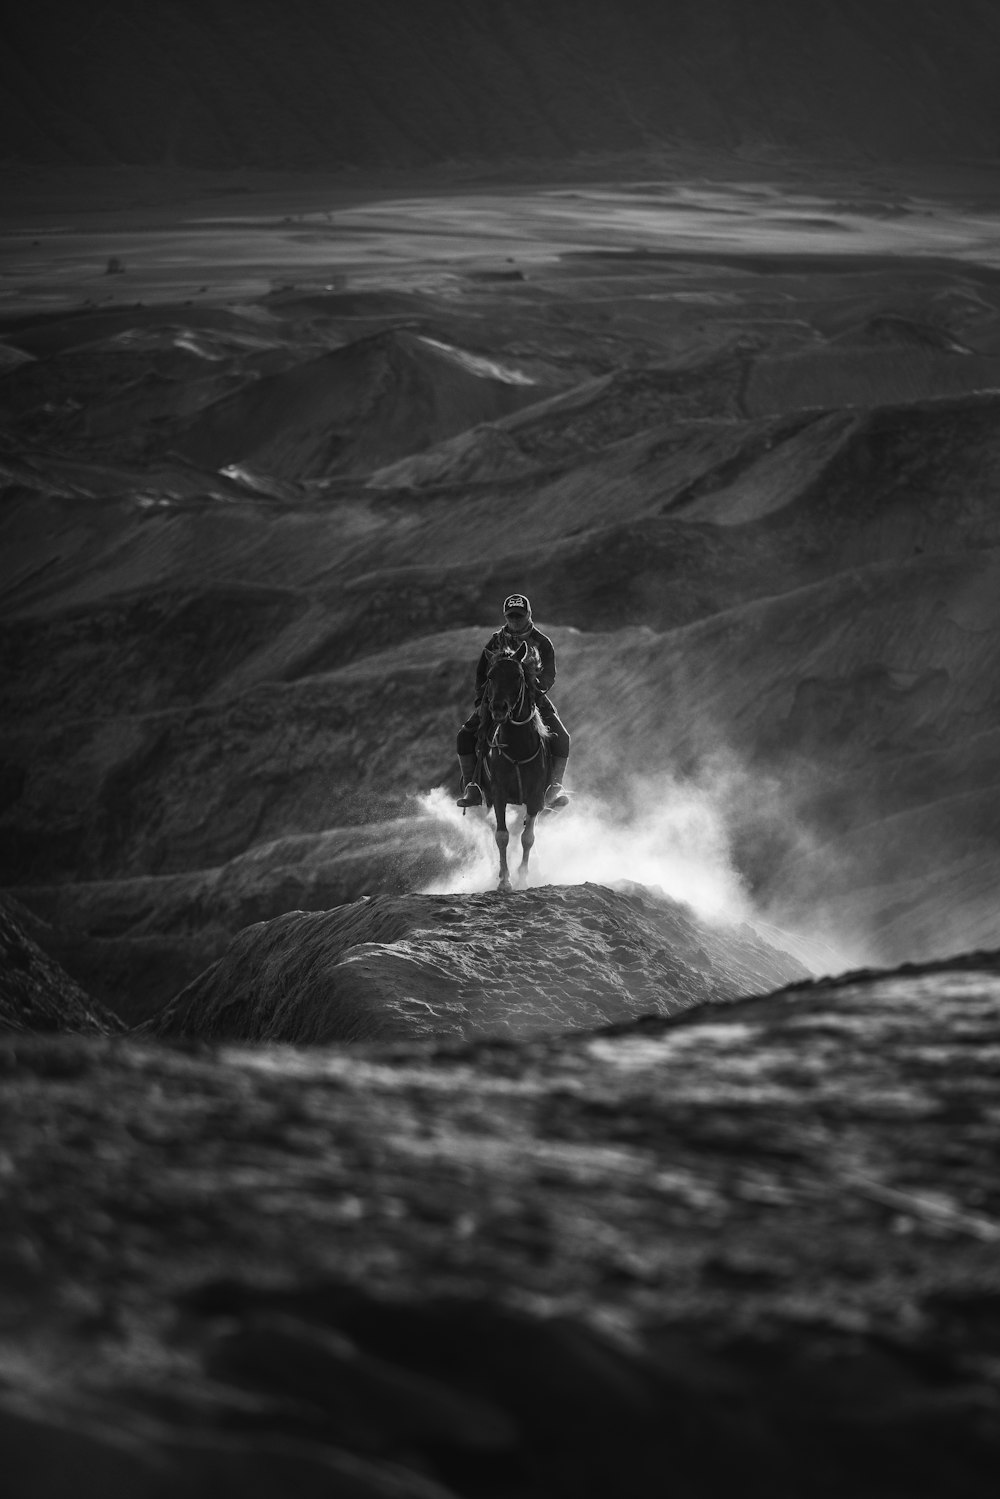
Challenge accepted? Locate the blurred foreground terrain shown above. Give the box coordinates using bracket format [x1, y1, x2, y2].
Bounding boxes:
[5, 926, 1000, 1497]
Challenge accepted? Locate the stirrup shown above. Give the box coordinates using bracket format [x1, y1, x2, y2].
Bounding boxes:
[544, 781, 569, 810]
[457, 782, 483, 809]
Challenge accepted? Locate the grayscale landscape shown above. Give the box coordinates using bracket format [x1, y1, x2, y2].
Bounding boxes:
[3, 3, 1000, 1494]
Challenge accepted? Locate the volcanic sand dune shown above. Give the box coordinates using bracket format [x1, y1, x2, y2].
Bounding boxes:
[744, 346, 1000, 417]
[4, 169, 1000, 1008]
[0, 582, 310, 717]
[5, 535, 1000, 976]
[6, 379, 1000, 620]
[4, 537, 1000, 965]
[0, 303, 286, 359]
[172, 329, 553, 480]
[768, 782, 1000, 964]
[149, 883, 806, 1045]
[5, 817, 461, 1021]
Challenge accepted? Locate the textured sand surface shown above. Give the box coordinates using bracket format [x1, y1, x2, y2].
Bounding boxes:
[5, 950, 1000, 1496]
[149, 883, 805, 1044]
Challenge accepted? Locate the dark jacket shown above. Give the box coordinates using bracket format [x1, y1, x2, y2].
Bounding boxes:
[474, 624, 556, 702]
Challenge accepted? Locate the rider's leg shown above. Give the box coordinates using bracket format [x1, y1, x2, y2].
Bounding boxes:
[456, 755, 482, 808]
[545, 756, 569, 809]
[456, 716, 483, 808]
[536, 695, 570, 808]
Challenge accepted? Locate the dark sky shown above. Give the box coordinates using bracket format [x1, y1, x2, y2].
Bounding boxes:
[1, 0, 998, 169]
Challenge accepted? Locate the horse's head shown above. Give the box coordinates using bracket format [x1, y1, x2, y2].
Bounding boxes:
[485, 643, 528, 722]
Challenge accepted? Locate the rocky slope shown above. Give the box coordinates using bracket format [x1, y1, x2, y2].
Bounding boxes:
[2, 0, 999, 169]
[5, 947, 1000, 1497]
[0, 895, 122, 1035]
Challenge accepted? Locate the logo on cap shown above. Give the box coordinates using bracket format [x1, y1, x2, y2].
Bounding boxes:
[503, 594, 530, 614]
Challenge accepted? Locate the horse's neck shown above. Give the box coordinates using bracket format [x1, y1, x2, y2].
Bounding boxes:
[494, 712, 538, 751]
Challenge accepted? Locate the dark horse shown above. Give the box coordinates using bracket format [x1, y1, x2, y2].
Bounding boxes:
[478, 643, 551, 890]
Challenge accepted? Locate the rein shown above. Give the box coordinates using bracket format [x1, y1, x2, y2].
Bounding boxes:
[507, 678, 537, 728]
[487, 671, 544, 806]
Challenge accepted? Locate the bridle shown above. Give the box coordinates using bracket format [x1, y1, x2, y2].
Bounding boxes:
[486, 657, 544, 804]
[488, 670, 535, 727]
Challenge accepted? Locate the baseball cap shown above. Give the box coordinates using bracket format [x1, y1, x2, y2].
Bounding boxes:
[503, 593, 531, 616]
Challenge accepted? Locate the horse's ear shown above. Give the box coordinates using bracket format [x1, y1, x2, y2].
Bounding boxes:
[514, 641, 528, 662]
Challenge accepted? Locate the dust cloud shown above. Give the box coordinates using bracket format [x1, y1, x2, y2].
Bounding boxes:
[416, 760, 860, 978]
[416, 774, 744, 918]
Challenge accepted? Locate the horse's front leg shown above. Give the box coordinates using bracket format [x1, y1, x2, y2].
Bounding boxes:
[494, 800, 511, 891]
[516, 812, 536, 886]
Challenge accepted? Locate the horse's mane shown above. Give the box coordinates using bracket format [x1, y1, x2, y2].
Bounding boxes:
[485, 646, 550, 739]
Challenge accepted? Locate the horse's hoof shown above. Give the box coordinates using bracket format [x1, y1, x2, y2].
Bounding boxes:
[498, 879, 511, 892]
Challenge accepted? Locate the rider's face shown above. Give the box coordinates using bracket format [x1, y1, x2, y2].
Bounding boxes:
[504, 611, 530, 635]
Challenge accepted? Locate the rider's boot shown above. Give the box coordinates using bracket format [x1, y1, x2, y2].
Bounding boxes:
[544, 755, 570, 810]
[456, 754, 483, 808]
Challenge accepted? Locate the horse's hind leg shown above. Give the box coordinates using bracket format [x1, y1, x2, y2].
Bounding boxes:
[495, 802, 512, 891]
[516, 812, 536, 886]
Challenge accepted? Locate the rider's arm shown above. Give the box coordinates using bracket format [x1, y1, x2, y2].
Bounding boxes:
[534, 630, 556, 693]
[474, 636, 498, 700]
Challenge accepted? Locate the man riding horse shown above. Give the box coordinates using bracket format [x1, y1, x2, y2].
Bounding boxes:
[456, 593, 571, 810]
